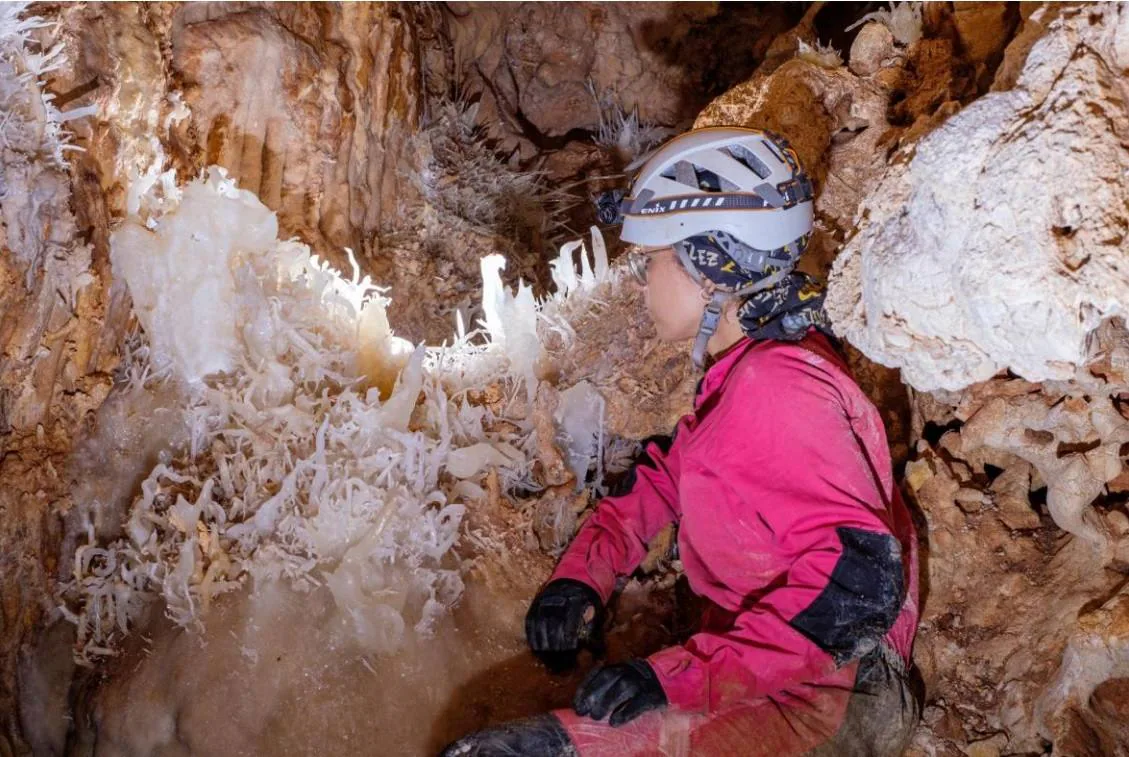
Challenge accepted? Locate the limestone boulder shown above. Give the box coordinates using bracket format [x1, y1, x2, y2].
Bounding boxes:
[1036, 591, 1129, 755]
[827, 4, 1129, 393]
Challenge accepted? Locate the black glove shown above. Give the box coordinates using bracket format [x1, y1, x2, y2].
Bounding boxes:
[573, 659, 668, 726]
[439, 714, 573, 757]
[607, 434, 674, 498]
[525, 578, 604, 671]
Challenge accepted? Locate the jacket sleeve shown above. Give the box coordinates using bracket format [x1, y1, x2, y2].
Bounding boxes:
[647, 350, 908, 712]
[550, 421, 688, 602]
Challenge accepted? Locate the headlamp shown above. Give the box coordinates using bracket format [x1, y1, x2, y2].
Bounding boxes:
[593, 189, 627, 226]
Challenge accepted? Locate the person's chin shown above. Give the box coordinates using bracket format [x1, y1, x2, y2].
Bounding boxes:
[651, 323, 680, 342]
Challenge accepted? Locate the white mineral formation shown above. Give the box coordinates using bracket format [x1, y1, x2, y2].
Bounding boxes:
[1035, 590, 1129, 747]
[110, 170, 276, 382]
[827, 5, 1129, 393]
[66, 164, 621, 663]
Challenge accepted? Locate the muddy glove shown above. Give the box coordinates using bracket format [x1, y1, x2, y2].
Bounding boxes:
[439, 714, 573, 757]
[525, 578, 604, 671]
[606, 433, 674, 498]
[573, 659, 667, 727]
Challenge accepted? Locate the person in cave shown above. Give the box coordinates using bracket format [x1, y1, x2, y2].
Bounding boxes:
[441, 127, 921, 756]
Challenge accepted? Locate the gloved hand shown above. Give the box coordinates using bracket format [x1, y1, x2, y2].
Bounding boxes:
[439, 714, 573, 757]
[525, 578, 604, 671]
[573, 659, 668, 726]
[606, 433, 674, 498]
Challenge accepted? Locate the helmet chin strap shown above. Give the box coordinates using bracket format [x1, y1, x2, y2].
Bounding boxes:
[675, 246, 722, 369]
[675, 245, 793, 369]
[691, 289, 728, 369]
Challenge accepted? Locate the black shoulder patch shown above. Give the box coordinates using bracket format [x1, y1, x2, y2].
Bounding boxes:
[789, 527, 905, 665]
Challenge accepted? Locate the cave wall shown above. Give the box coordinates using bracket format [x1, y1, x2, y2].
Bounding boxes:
[436, 2, 803, 159]
[1, 3, 426, 751]
[0, 7, 116, 749]
[55, 2, 424, 265]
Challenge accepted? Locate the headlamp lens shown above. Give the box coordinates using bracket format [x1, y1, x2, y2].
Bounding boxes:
[594, 189, 627, 226]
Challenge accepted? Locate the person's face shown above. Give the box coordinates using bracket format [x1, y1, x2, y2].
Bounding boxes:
[630, 246, 706, 341]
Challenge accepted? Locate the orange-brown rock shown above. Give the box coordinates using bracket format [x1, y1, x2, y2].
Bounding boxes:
[54, 2, 429, 321]
[2, 3, 428, 750]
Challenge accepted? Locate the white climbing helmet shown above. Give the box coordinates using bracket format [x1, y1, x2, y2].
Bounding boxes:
[619, 127, 814, 253]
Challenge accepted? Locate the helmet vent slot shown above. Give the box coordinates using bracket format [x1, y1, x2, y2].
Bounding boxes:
[725, 144, 771, 180]
[693, 168, 722, 192]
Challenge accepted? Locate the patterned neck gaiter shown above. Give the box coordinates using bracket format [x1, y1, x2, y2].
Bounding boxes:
[674, 231, 833, 342]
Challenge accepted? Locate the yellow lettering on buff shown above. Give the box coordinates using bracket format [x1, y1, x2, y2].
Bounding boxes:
[798, 282, 823, 302]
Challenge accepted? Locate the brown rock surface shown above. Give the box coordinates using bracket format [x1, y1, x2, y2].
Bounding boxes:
[445, 2, 801, 147]
[953, 2, 1019, 66]
[906, 426, 1122, 753]
[51, 2, 436, 337]
[168, 3, 422, 264]
[55, 2, 424, 268]
[1, 8, 127, 748]
[1037, 592, 1129, 755]
[1, 2, 427, 750]
[907, 377, 1129, 754]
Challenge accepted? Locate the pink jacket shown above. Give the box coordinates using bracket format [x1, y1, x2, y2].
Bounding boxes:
[552, 333, 919, 713]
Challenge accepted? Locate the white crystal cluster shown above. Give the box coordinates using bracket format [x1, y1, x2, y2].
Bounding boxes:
[63, 165, 616, 663]
[828, 5, 1129, 393]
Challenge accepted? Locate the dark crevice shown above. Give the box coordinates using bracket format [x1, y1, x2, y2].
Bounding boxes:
[1056, 439, 1102, 458]
[983, 463, 1005, 483]
[922, 419, 963, 447]
[811, 2, 883, 53]
[51, 77, 102, 108]
[637, 2, 808, 120]
[971, 1, 1024, 94]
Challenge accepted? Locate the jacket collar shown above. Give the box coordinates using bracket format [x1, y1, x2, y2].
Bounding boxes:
[694, 337, 756, 411]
